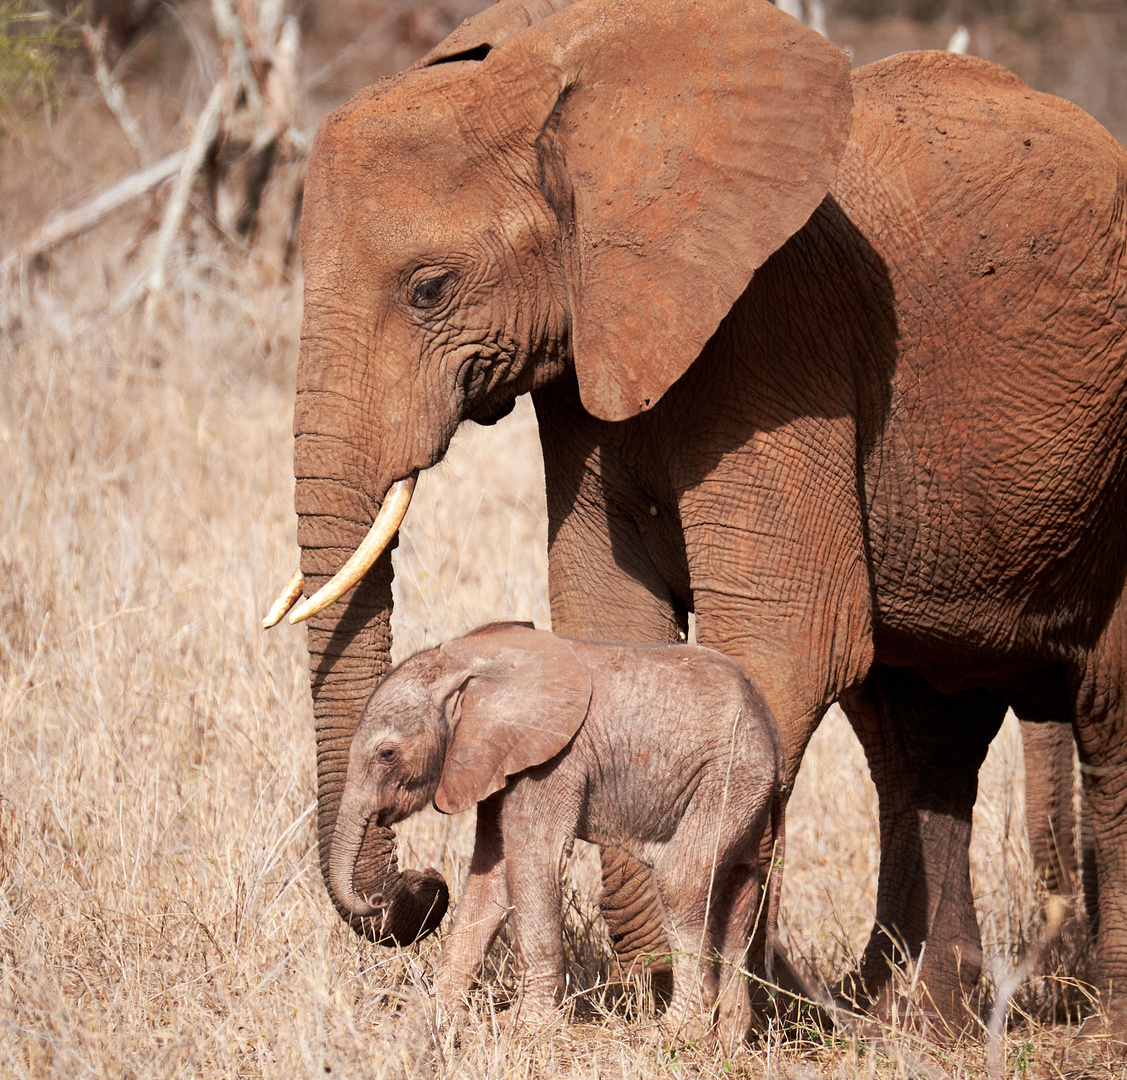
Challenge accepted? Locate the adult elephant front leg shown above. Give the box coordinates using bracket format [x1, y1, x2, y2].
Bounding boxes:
[841, 666, 1007, 1032]
[535, 385, 691, 996]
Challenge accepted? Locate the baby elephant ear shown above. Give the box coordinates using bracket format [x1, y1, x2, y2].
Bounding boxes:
[434, 624, 592, 815]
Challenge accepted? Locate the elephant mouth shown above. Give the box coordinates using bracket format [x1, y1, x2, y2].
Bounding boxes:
[261, 473, 417, 628]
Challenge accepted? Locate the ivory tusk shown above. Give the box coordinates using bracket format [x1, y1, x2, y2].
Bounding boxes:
[262, 567, 305, 629]
[288, 474, 417, 625]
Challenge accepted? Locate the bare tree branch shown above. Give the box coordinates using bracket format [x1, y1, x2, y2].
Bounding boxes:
[0, 150, 185, 275]
[127, 74, 229, 303]
[82, 22, 150, 162]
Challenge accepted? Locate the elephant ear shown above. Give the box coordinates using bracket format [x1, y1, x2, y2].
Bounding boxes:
[496, 0, 854, 421]
[433, 624, 592, 815]
[412, 0, 578, 68]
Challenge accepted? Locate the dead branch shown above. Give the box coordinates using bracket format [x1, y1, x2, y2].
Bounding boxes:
[0, 150, 186, 275]
[131, 74, 229, 302]
[82, 22, 150, 162]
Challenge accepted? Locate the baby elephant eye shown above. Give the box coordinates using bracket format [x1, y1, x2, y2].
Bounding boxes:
[377, 745, 400, 766]
[409, 272, 456, 310]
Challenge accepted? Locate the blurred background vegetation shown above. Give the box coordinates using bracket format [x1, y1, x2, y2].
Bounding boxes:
[1, 0, 1125, 254]
[0, 0, 71, 132]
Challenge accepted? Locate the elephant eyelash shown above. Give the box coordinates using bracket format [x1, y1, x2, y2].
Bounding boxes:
[407, 271, 458, 312]
[377, 746, 400, 766]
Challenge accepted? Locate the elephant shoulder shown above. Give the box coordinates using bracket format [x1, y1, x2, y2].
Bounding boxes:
[847, 51, 1126, 168]
[835, 50, 1127, 256]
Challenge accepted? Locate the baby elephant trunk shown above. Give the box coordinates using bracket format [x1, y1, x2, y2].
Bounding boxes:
[328, 801, 449, 945]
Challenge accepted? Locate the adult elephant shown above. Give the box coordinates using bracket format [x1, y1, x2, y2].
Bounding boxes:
[265, 0, 1127, 1033]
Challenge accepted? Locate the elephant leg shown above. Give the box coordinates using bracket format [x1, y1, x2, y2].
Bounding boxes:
[713, 863, 763, 1054]
[433, 796, 510, 1021]
[1020, 716, 1081, 901]
[1013, 707, 1097, 1023]
[840, 665, 1006, 1032]
[504, 827, 573, 1024]
[599, 846, 674, 997]
[1072, 592, 1127, 1033]
[1018, 713, 1101, 946]
[1081, 783, 1099, 938]
[652, 861, 721, 1044]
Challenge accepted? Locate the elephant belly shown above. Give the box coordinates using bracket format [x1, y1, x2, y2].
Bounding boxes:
[576, 761, 702, 852]
[863, 359, 1127, 680]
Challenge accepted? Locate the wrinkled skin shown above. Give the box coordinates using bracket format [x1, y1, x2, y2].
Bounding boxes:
[330, 623, 786, 1045]
[289, 0, 1127, 1034]
[1021, 719, 1098, 930]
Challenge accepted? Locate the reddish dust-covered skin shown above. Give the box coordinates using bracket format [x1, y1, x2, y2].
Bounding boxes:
[289, 0, 1127, 1034]
[1020, 716, 1098, 924]
[329, 625, 786, 1046]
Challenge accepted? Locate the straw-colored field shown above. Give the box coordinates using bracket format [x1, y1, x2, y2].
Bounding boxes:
[0, 237, 1110, 1078]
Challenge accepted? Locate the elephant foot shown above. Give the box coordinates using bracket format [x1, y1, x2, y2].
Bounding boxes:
[634, 1016, 717, 1051]
[836, 942, 982, 1044]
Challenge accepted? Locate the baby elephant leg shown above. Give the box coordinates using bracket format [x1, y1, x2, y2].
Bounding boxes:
[713, 864, 764, 1054]
[653, 861, 722, 1045]
[503, 823, 573, 1026]
[433, 797, 510, 1024]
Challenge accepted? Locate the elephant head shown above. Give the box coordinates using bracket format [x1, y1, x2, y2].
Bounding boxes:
[265, 0, 852, 939]
[329, 624, 592, 923]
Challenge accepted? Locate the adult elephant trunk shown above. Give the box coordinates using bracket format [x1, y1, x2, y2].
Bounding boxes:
[297, 534, 450, 943]
[292, 359, 446, 942]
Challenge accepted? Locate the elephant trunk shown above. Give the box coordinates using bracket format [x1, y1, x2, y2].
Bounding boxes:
[302, 540, 449, 944]
[295, 371, 449, 943]
[299, 534, 395, 934]
[329, 793, 450, 943]
[329, 793, 382, 918]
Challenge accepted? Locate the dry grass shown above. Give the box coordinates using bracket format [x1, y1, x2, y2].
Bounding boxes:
[0, 238, 1113, 1078]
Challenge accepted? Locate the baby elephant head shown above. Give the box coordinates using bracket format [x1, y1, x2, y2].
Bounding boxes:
[328, 623, 593, 940]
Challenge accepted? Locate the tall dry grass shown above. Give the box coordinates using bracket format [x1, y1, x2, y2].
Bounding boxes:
[0, 240, 1108, 1078]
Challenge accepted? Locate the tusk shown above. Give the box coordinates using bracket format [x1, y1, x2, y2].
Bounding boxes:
[288, 474, 417, 625]
[262, 567, 305, 629]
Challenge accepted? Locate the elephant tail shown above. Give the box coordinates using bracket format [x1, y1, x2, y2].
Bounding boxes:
[764, 786, 787, 985]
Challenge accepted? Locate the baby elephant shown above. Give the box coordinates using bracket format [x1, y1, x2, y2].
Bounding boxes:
[330, 622, 786, 1043]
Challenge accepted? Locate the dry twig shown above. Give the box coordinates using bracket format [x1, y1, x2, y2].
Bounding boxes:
[82, 21, 149, 162]
[0, 149, 185, 274]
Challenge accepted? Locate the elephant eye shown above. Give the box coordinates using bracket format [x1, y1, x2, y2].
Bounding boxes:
[377, 745, 400, 767]
[408, 272, 457, 311]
